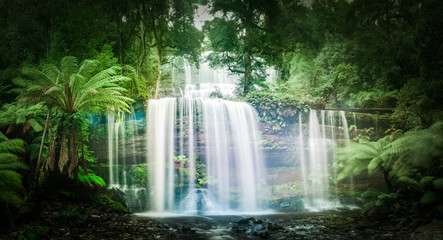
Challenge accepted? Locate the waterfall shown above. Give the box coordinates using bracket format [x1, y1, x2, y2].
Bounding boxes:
[146, 98, 176, 212]
[107, 111, 146, 212]
[299, 110, 352, 211]
[141, 59, 267, 215]
[104, 54, 360, 214]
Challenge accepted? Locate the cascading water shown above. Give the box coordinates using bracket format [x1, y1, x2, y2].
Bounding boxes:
[107, 111, 147, 212]
[143, 60, 267, 215]
[104, 54, 357, 214]
[298, 110, 353, 211]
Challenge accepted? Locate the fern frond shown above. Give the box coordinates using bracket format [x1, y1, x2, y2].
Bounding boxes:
[420, 192, 440, 205]
[420, 176, 436, 187]
[0, 189, 24, 208]
[397, 176, 419, 187]
[0, 139, 25, 153]
[367, 157, 381, 174]
[0, 153, 20, 162]
[0, 169, 24, 190]
[361, 189, 382, 198]
[78, 59, 99, 80]
[60, 56, 79, 83]
[433, 178, 443, 189]
[41, 64, 60, 84]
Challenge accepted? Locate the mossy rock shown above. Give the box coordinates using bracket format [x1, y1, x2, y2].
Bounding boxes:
[92, 194, 129, 214]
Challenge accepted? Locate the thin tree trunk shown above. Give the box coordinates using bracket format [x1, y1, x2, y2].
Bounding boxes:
[244, 51, 252, 94]
[34, 108, 51, 190]
[80, 131, 89, 176]
[154, 48, 162, 99]
[136, 4, 147, 79]
[243, 27, 252, 94]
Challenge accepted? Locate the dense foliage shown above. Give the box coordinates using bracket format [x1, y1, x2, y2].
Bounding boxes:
[337, 122, 443, 224]
[202, 0, 442, 127]
[0, 0, 441, 234]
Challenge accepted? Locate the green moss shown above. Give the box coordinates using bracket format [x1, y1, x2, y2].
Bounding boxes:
[92, 194, 129, 214]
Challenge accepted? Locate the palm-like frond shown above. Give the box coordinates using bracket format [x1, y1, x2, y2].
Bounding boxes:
[16, 56, 134, 114]
[41, 64, 60, 83]
[60, 56, 79, 84]
[78, 59, 99, 80]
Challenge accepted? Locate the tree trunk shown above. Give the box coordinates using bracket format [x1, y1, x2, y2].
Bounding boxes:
[43, 128, 56, 171]
[68, 129, 79, 178]
[34, 109, 51, 189]
[136, 4, 147, 79]
[58, 129, 69, 172]
[244, 51, 252, 94]
[243, 27, 252, 94]
[154, 47, 162, 99]
[118, 13, 123, 75]
[80, 131, 89, 176]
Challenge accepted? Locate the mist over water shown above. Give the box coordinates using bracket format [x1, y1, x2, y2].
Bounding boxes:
[106, 58, 356, 215]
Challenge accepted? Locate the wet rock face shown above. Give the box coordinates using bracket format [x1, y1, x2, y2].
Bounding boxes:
[229, 217, 285, 238]
[269, 196, 305, 212]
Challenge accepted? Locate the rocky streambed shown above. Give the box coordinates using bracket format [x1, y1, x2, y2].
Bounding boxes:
[4, 204, 428, 240]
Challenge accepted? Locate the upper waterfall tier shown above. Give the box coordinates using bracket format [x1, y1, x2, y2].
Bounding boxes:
[171, 53, 276, 98]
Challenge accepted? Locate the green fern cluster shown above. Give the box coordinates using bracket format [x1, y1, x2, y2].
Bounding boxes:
[348, 89, 397, 108]
[337, 121, 443, 211]
[337, 135, 395, 181]
[0, 101, 45, 133]
[0, 131, 27, 208]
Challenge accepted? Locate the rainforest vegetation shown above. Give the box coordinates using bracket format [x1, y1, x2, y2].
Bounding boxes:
[0, 0, 442, 239]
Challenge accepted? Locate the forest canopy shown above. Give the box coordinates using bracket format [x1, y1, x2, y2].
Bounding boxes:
[1, 0, 441, 127]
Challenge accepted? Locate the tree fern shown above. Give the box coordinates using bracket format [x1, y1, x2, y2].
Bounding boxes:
[15, 56, 134, 179]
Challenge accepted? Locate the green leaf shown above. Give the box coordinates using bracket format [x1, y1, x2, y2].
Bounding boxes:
[420, 192, 440, 205]
[367, 157, 381, 174]
[362, 201, 376, 213]
[361, 189, 381, 198]
[27, 118, 43, 132]
[419, 176, 436, 187]
[397, 176, 419, 187]
[432, 178, 443, 189]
